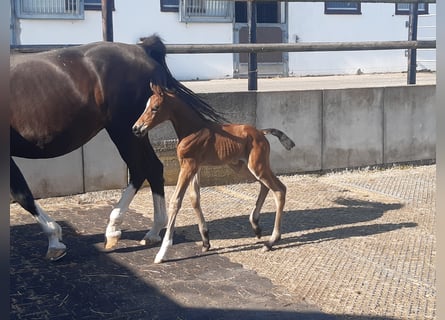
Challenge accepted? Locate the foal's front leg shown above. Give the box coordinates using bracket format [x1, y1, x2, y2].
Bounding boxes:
[154, 162, 197, 263]
[189, 171, 210, 252]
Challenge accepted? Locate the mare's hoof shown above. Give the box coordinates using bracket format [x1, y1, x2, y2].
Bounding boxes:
[46, 248, 67, 261]
[104, 236, 120, 250]
[262, 244, 272, 253]
[202, 244, 211, 253]
[140, 235, 162, 246]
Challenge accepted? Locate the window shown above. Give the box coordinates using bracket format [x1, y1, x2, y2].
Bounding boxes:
[161, 0, 179, 12]
[15, 0, 84, 19]
[84, 0, 115, 11]
[325, 2, 361, 15]
[235, 1, 282, 24]
[395, 3, 429, 15]
[180, 0, 233, 22]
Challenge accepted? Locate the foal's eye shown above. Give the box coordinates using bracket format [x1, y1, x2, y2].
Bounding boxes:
[152, 105, 159, 113]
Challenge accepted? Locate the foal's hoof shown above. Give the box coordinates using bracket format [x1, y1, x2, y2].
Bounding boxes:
[140, 234, 162, 246]
[254, 227, 262, 239]
[46, 247, 67, 261]
[104, 236, 120, 250]
[202, 244, 211, 253]
[154, 256, 164, 264]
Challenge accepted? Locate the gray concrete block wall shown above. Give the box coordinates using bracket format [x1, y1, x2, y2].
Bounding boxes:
[13, 84, 435, 198]
[13, 151, 84, 199]
[256, 90, 323, 173]
[322, 88, 384, 169]
[82, 130, 128, 193]
[14, 130, 128, 199]
[383, 86, 436, 163]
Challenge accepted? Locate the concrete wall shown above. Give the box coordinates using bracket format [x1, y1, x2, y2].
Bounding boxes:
[13, 130, 128, 198]
[13, 85, 435, 198]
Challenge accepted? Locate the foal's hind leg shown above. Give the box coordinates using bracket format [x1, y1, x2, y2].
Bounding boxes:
[260, 174, 286, 251]
[229, 161, 268, 238]
[250, 183, 269, 239]
[10, 158, 66, 261]
[247, 163, 286, 251]
[188, 171, 210, 252]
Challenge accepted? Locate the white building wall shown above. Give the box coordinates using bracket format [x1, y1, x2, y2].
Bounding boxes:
[12, 1, 436, 80]
[287, 3, 436, 75]
[112, 0, 234, 80]
[14, 0, 233, 80]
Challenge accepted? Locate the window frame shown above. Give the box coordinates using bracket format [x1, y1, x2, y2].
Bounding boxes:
[179, 0, 234, 23]
[161, 0, 179, 12]
[15, 0, 85, 20]
[395, 3, 429, 15]
[84, 0, 115, 11]
[324, 2, 362, 15]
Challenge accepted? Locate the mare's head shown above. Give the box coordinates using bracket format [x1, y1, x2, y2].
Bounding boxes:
[133, 83, 173, 137]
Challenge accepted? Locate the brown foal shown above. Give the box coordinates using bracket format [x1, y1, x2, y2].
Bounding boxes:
[133, 83, 295, 263]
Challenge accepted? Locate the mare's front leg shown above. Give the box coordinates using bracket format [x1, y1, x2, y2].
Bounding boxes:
[104, 182, 138, 250]
[105, 127, 167, 249]
[10, 158, 66, 261]
[189, 171, 210, 252]
[155, 160, 197, 264]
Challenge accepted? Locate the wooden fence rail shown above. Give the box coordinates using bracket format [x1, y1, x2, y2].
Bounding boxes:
[10, 40, 436, 54]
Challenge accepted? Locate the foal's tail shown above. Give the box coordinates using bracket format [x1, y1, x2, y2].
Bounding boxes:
[261, 129, 296, 150]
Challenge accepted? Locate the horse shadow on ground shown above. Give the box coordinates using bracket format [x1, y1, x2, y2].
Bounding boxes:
[151, 197, 413, 254]
[11, 219, 402, 320]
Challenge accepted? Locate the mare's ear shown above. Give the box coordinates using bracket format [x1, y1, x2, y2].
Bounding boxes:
[165, 87, 177, 95]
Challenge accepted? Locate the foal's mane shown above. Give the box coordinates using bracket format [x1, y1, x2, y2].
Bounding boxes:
[169, 80, 228, 124]
[139, 34, 228, 124]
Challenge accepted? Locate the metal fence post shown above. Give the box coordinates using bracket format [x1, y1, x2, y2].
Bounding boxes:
[248, 0, 258, 91]
[102, 0, 113, 42]
[407, 2, 418, 84]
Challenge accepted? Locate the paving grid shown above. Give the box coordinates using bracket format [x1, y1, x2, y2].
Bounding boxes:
[10, 164, 436, 319]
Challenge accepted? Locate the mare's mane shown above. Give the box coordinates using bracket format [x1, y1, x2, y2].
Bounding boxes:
[139, 35, 228, 124]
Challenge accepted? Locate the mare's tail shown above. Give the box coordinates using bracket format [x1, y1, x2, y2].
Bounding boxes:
[261, 129, 296, 150]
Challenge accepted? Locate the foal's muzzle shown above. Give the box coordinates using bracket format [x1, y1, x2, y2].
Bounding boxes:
[132, 124, 147, 138]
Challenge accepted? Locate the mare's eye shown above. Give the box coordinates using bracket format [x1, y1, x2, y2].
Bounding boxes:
[152, 105, 160, 113]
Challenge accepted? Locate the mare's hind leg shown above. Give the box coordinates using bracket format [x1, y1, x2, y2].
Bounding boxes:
[10, 158, 66, 261]
[188, 171, 210, 252]
[105, 127, 167, 250]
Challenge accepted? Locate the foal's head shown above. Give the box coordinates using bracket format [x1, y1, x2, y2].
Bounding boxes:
[133, 83, 172, 137]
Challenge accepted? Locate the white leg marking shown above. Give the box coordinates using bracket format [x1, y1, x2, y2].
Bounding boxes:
[105, 184, 137, 239]
[141, 193, 167, 245]
[34, 204, 66, 253]
[154, 238, 173, 264]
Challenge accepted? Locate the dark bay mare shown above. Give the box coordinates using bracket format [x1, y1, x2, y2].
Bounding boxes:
[10, 35, 176, 260]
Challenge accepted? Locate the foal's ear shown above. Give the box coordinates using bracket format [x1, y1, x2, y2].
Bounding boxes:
[149, 82, 164, 96]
